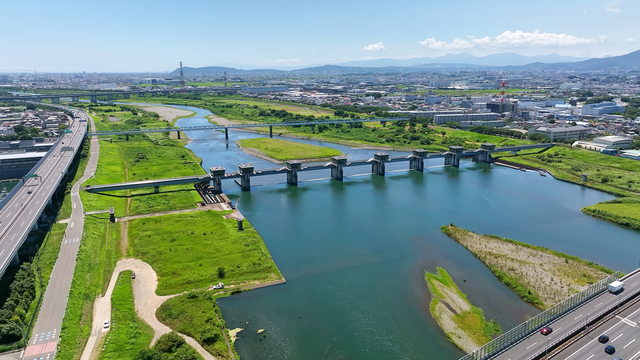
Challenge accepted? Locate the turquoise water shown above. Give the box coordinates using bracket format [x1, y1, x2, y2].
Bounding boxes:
[162, 104, 637, 359]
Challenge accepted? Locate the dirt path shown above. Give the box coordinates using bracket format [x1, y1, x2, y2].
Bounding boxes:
[120, 221, 128, 256]
[80, 258, 216, 360]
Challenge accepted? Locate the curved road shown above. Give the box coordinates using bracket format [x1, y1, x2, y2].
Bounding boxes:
[23, 111, 99, 360]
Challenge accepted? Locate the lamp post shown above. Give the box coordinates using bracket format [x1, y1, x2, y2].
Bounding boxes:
[585, 313, 590, 333]
[545, 337, 550, 358]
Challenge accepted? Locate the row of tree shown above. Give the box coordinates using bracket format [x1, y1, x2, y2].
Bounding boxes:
[0, 264, 36, 345]
[468, 125, 528, 139]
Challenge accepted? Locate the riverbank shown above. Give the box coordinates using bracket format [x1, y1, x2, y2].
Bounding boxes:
[236, 138, 342, 163]
[441, 225, 614, 309]
[581, 197, 640, 231]
[426, 267, 501, 353]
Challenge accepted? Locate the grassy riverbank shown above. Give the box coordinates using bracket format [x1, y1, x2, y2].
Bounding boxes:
[426, 267, 501, 353]
[237, 137, 342, 162]
[128, 210, 282, 295]
[157, 291, 238, 359]
[441, 225, 613, 309]
[100, 271, 154, 360]
[582, 197, 640, 231]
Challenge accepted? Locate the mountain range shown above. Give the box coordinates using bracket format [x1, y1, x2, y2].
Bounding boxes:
[171, 50, 640, 76]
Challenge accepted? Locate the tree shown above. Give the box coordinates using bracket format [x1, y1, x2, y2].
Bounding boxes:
[445, 121, 460, 128]
[528, 133, 550, 142]
[154, 332, 185, 353]
[58, 124, 68, 130]
[217, 267, 226, 279]
[134, 349, 162, 360]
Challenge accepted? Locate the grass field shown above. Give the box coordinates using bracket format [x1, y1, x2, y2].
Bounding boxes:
[582, 197, 640, 231]
[426, 267, 501, 352]
[434, 126, 532, 146]
[496, 147, 640, 196]
[237, 138, 342, 161]
[100, 271, 154, 360]
[57, 218, 120, 360]
[218, 99, 334, 117]
[127, 210, 282, 295]
[157, 291, 237, 359]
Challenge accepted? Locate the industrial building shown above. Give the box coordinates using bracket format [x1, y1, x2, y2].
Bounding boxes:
[581, 102, 626, 116]
[529, 126, 588, 141]
[433, 113, 498, 125]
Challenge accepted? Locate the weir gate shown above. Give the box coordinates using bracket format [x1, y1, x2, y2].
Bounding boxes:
[82, 143, 553, 194]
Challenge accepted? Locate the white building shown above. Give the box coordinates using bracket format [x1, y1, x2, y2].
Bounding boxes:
[529, 126, 588, 141]
[592, 136, 634, 149]
[433, 113, 498, 125]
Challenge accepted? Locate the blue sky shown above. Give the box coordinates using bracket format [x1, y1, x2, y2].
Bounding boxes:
[1, 0, 638, 72]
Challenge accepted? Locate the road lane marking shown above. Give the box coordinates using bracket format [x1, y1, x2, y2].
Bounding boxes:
[526, 341, 537, 349]
[632, 282, 638, 287]
[70, 222, 74, 228]
[611, 333, 624, 342]
[11, 234, 16, 240]
[574, 314, 584, 320]
[0, 250, 4, 256]
[73, 203, 76, 208]
[585, 354, 594, 360]
[594, 302, 603, 308]
[20, 221, 25, 227]
[624, 338, 636, 348]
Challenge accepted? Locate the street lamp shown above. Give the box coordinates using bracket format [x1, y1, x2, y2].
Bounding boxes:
[585, 313, 590, 333]
[545, 337, 550, 358]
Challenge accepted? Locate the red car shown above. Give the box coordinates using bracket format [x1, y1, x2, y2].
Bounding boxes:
[540, 327, 553, 335]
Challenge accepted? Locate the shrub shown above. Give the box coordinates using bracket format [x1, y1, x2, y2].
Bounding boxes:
[217, 266, 226, 279]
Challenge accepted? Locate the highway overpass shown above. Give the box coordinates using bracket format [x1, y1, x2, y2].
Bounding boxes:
[0, 109, 87, 276]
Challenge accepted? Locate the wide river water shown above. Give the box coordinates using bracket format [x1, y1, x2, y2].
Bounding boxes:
[148, 103, 637, 359]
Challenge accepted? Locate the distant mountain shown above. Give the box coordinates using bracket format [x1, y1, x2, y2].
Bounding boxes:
[338, 53, 589, 68]
[170, 66, 285, 76]
[169, 50, 640, 76]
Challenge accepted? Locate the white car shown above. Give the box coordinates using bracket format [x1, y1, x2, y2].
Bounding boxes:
[103, 320, 110, 329]
[213, 282, 224, 290]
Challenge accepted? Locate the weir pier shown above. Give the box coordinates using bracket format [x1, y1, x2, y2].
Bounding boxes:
[82, 143, 553, 194]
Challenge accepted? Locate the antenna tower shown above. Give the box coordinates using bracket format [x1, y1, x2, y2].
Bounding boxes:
[499, 75, 507, 103]
[224, 71, 227, 87]
[180, 62, 185, 86]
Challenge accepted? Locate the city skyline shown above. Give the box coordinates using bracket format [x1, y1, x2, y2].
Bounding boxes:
[1, 0, 639, 72]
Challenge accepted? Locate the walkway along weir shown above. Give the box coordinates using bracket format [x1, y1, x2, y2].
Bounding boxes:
[81, 143, 554, 194]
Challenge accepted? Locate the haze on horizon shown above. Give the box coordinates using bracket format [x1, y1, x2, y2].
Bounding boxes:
[1, 0, 639, 73]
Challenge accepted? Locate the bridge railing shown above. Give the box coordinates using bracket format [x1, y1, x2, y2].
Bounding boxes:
[459, 271, 621, 360]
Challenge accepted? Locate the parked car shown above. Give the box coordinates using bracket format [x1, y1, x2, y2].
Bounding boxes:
[213, 282, 224, 290]
[540, 327, 553, 335]
[598, 334, 609, 343]
[103, 320, 110, 329]
[605, 345, 616, 354]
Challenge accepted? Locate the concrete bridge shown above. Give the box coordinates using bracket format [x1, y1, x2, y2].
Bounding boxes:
[82, 143, 554, 194]
[89, 117, 410, 140]
[0, 88, 206, 104]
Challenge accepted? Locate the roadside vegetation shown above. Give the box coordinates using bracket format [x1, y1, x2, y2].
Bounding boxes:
[426, 267, 501, 352]
[441, 225, 614, 309]
[158, 291, 238, 359]
[100, 271, 154, 360]
[133, 331, 203, 360]
[127, 210, 282, 295]
[237, 137, 342, 162]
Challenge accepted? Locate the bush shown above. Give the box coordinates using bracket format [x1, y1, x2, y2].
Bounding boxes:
[217, 266, 226, 279]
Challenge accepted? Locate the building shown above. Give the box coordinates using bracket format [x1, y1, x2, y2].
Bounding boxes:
[434, 113, 498, 125]
[389, 110, 463, 118]
[529, 126, 588, 141]
[620, 150, 640, 161]
[581, 102, 626, 116]
[0, 152, 46, 179]
[241, 86, 289, 93]
[460, 120, 507, 128]
[592, 136, 634, 149]
[486, 102, 518, 114]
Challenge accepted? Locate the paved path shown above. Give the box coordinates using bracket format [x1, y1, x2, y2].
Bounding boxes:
[24, 112, 99, 360]
[116, 203, 230, 223]
[80, 258, 216, 360]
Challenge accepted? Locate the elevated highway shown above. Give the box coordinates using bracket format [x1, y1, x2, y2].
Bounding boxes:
[0, 109, 87, 276]
[0, 88, 205, 104]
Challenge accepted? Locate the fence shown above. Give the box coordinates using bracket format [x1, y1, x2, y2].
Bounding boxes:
[459, 271, 621, 360]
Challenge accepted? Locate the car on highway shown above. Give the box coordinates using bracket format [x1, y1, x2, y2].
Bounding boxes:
[103, 320, 110, 329]
[540, 326, 553, 335]
[27, 190, 33, 194]
[605, 345, 616, 354]
[598, 334, 609, 343]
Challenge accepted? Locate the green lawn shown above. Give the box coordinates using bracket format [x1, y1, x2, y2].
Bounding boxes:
[237, 138, 342, 161]
[157, 291, 237, 359]
[218, 99, 334, 117]
[57, 218, 121, 360]
[434, 126, 531, 146]
[127, 211, 282, 295]
[582, 197, 640, 231]
[100, 271, 154, 360]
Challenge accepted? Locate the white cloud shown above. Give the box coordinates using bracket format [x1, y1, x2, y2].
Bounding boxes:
[629, 38, 637, 42]
[605, 0, 621, 12]
[363, 42, 386, 51]
[419, 30, 604, 50]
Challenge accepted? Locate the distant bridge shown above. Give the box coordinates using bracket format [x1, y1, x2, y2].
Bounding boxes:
[89, 117, 410, 140]
[82, 143, 554, 193]
[0, 88, 206, 104]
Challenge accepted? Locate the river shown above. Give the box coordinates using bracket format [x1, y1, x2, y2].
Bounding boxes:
[150, 103, 637, 359]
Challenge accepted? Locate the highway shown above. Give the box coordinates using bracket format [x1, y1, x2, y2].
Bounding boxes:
[0, 110, 87, 277]
[22, 111, 99, 360]
[493, 271, 640, 360]
[553, 298, 640, 359]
